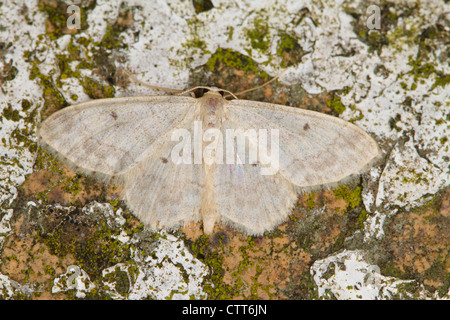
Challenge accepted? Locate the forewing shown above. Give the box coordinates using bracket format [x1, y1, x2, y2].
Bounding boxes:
[38, 96, 196, 176]
[226, 99, 380, 189]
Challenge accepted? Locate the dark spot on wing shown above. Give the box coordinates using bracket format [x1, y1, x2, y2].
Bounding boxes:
[303, 123, 310, 131]
[110, 111, 118, 120]
[160, 157, 168, 164]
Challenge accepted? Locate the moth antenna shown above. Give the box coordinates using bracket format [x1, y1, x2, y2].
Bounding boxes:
[120, 68, 184, 94]
[225, 68, 289, 99]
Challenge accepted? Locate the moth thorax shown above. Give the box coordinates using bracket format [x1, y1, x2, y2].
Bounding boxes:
[200, 92, 224, 129]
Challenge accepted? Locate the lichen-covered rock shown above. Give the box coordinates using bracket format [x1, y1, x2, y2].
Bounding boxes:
[0, 0, 448, 300]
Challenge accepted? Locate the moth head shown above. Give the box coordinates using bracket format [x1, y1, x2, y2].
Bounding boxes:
[183, 86, 238, 99]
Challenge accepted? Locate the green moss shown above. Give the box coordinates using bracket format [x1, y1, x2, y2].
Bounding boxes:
[42, 219, 135, 283]
[1, 99, 39, 153]
[358, 210, 368, 230]
[192, 0, 214, 14]
[42, 229, 72, 257]
[76, 225, 130, 277]
[346, 104, 364, 123]
[245, 17, 270, 52]
[406, 52, 449, 92]
[2, 104, 21, 122]
[82, 76, 115, 99]
[100, 25, 125, 50]
[306, 193, 316, 210]
[326, 94, 346, 114]
[276, 32, 304, 68]
[235, 237, 255, 276]
[188, 235, 236, 299]
[44, 265, 56, 276]
[205, 48, 269, 78]
[390, 281, 424, 300]
[36, 3, 132, 97]
[227, 26, 234, 41]
[389, 113, 402, 132]
[21, 99, 32, 111]
[33, 148, 63, 176]
[423, 260, 449, 297]
[38, 0, 96, 39]
[408, 57, 437, 80]
[183, 36, 206, 51]
[6, 66, 19, 81]
[386, 23, 418, 50]
[61, 176, 82, 198]
[333, 185, 362, 212]
[103, 266, 136, 298]
[38, 0, 68, 39]
[432, 74, 450, 90]
[29, 61, 68, 115]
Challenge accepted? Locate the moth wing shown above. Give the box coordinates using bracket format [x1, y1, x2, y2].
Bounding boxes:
[213, 114, 298, 235]
[38, 96, 196, 177]
[225, 99, 380, 189]
[120, 111, 203, 230]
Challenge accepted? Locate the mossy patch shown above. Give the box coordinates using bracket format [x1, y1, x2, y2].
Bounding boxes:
[344, 2, 415, 54]
[276, 32, 305, 68]
[2, 104, 21, 122]
[38, 0, 96, 39]
[189, 47, 287, 103]
[35, 1, 135, 106]
[192, 0, 214, 14]
[326, 93, 346, 115]
[245, 17, 270, 53]
[205, 48, 269, 78]
[39, 205, 141, 283]
[333, 185, 362, 212]
[82, 76, 115, 99]
[188, 235, 236, 299]
[292, 187, 367, 259]
[378, 188, 450, 297]
[26, 149, 104, 205]
[186, 230, 316, 299]
[103, 265, 138, 298]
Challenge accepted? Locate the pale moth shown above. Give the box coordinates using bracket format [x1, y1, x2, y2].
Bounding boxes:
[38, 74, 380, 235]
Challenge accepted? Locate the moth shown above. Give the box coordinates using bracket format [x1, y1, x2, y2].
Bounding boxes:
[38, 82, 380, 235]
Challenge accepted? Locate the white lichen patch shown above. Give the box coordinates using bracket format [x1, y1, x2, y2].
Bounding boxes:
[48, 202, 208, 300]
[0, 209, 14, 299]
[0, 209, 13, 250]
[362, 210, 391, 241]
[130, 233, 208, 300]
[0, 274, 15, 299]
[376, 139, 447, 208]
[0, 274, 39, 299]
[311, 250, 439, 300]
[101, 233, 208, 300]
[83, 202, 127, 228]
[52, 265, 96, 299]
[0, 2, 44, 209]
